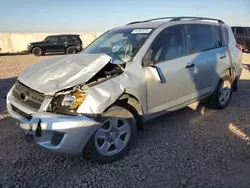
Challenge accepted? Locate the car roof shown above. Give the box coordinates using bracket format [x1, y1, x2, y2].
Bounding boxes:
[115, 20, 223, 31]
[121, 20, 168, 28]
[48, 34, 80, 37]
[114, 17, 225, 30]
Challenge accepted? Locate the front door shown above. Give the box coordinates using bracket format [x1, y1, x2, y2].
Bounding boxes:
[145, 24, 195, 114]
[43, 36, 60, 52]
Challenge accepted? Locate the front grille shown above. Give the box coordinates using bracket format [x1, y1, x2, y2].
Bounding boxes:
[11, 104, 32, 120]
[11, 81, 44, 110]
[51, 132, 64, 146]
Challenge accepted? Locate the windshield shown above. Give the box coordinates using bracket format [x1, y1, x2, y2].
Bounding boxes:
[83, 28, 154, 62]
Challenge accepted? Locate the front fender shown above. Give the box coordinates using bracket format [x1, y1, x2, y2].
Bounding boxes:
[77, 64, 146, 114]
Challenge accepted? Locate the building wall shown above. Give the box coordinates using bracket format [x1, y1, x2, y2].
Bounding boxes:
[0, 32, 103, 53]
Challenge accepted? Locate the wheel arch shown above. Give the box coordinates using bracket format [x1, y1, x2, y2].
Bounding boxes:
[104, 93, 145, 130]
[31, 46, 43, 53]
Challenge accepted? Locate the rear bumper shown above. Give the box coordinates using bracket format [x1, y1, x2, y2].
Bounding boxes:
[6, 96, 101, 156]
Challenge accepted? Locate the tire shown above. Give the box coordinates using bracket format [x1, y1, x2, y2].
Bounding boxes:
[32, 47, 43, 56]
[66, 47, 77, 54]
[206, 75, 233, 109]
[84, 103, 137, 163]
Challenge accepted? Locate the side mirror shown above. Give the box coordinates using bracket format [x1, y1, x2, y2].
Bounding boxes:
[146, 65, 166, 83]
[142, 49, 153, 67]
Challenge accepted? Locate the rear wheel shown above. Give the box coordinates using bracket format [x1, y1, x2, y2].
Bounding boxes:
[84, 103, 137, 163]
[32, 47, 43, 56]
[206, 75, 233, 109]
[66, 47, 77, 54]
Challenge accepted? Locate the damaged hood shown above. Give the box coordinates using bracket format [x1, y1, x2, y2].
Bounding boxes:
[18, 53, 112, 94]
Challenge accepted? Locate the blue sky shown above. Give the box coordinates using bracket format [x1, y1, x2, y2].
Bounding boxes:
[0, 0, 250, 32]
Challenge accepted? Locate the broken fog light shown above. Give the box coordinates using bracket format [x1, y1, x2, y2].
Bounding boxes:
[61, 91, 87, 109]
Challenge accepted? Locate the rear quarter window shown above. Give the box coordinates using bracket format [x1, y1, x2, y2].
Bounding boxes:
[212, 25, 222, 48]
[68, 36, 81, 43]
[222, 26, 230, 46]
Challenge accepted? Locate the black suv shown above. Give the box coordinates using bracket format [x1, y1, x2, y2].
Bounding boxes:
[27, 34, 83, 56]
[231, 26, 250, 52]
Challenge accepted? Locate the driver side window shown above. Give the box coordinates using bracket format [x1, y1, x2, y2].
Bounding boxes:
[150, 25, 188, 64]
[45, 36, 59, 43]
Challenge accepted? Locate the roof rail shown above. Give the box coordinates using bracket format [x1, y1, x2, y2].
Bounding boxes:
[126, 17, 175, 25]
[169, 17, 225, 24]
[126, 16, 225, 25]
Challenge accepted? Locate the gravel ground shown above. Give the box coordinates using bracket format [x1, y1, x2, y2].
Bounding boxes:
[1, 54, 250, 188]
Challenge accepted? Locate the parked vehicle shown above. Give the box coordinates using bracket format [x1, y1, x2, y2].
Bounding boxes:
[27, 34, 83, 56]
[231, 26, 250, 52]
[7, 17, 242, 163]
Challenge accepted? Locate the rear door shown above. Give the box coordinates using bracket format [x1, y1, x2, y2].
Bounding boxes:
[57, 36, 68, 52]
[186, 24, 224, 98]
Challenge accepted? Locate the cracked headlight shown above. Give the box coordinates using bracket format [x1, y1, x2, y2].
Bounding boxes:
[61, 91, 87, 109]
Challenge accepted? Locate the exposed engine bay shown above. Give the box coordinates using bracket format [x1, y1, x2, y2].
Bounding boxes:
[86, 61, 125, 86]
[48, 61, 125, 116]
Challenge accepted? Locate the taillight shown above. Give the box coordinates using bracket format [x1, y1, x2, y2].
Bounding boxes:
[235, 43, 242, 51]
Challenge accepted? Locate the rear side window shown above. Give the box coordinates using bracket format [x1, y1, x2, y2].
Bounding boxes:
[58, 36, 68, 42]
[186, 24, 216, 54]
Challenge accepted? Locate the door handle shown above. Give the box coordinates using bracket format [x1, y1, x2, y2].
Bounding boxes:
[185, 63, 195, 68]
[220, 55, 226, 59]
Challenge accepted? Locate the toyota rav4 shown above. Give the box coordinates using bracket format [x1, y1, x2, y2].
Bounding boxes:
[7, 17, 243, 163]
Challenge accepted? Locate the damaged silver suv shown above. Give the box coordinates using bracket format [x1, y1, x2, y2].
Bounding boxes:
[7, 17, 243, 163]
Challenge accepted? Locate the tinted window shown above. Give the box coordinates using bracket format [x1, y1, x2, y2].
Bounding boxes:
[187, 24, 216, 54]
[212, 25, 222, 48]
[58, 36, 68, 42]
[68, 36, 81, 42]
[150, 25, 188, 63]
[236, 27, 245, 34]
[222, 27, 230, 46]
[246, 28, 250, 34]
[45, 36, 58, 42]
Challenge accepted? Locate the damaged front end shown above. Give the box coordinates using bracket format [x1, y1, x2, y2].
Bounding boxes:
[6, 53, 144, 155]
[45, 55, 126, 117]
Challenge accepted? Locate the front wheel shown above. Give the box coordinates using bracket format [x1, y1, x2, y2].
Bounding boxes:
[84, 103, 137, 163]
[206, 75, 233, 109]
[32, 47, 43, 56]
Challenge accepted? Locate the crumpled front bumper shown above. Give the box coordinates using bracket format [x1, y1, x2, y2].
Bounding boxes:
[6, 97, 101, 156]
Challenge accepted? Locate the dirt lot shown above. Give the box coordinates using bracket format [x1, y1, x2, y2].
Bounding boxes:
[0, 54, 250, 188]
